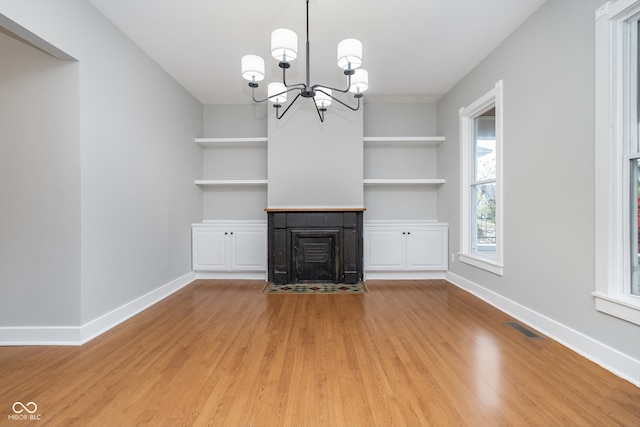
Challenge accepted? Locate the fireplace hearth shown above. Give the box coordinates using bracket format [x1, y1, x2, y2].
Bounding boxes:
[266, 209, 364, 285]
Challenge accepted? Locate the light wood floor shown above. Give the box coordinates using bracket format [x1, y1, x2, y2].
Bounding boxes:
[1, 280, 639, 426]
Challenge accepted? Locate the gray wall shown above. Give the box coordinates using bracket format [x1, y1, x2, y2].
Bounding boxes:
[202, 101, 438, 138]
[364, 103, 437, 137]
[268, 101, 364, 208]
[437, 0, 640, 359]
[203, 104, 267, 138]
[0, 0, 203, 326]
[201, 141, 268, 220]
[0, 31, 81, 326]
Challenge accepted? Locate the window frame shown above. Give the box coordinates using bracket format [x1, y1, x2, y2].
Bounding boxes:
[594, 0, 640, 325]
[459, 80, 504, 276]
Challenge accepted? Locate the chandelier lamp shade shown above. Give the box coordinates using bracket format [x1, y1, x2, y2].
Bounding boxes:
[241, 0, 368, 122]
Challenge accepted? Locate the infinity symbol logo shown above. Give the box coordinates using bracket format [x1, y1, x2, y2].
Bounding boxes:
[12, 402, 38, 414]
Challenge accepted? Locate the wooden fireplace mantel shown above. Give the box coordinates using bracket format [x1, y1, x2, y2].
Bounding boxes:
[265, 207, 366, 213]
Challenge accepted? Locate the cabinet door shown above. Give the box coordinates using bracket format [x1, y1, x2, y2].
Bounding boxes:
[230, 227, 267, 271]
[364, 227, 404, 271]
[406, 227, 448, 270]
[193, 228, 228, 271]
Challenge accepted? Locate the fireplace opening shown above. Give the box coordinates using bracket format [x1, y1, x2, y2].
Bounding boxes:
[292, 231, 339, 283]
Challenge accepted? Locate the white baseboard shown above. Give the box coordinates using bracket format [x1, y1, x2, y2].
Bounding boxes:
[445, 271, 640, 387]
[79, 271, 196, 344]
[0, 271, 197, 346]
[193, 271, 446, 281]
[194, 271, 267, 280]
[0, 326, 82, 346]
[364, 271, 446, 280]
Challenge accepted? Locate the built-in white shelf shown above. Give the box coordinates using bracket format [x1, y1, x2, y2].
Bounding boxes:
[195, 137, 268, 147]
[195, 179, 268, 186]
[363, 136, 445, 145]
[195, 137, 268, 189]
[363, 178, 446, 186]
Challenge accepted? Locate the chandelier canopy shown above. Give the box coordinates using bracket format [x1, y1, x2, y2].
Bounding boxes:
[241, 0, 369, 122]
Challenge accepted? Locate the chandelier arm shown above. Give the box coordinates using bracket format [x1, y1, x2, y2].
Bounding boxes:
[285, 83, 307, 89]
[275, 92, 302, 119]
[281, 64, 306, 89]
[251, 86, 300, 104]
[316, 88, 362, 112]
[313, 99, 325, 123]
[311, 82, 350, 94]
[311, 74, 352, 94]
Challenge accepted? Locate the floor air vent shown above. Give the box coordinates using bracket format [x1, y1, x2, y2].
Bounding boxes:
[507, 322, 541, 339]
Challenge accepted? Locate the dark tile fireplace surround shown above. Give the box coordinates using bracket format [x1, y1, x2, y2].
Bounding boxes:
[266, 209, 364, 285]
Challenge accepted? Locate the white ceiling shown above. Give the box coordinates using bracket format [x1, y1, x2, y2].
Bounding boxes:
[88, 0, 546, 105]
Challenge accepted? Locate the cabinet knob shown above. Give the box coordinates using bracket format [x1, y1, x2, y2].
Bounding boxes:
[225, 232, 228, 235]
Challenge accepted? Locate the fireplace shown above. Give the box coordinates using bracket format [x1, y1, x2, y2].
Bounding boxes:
[267, 209, 364, 285]
[292, 230, 339, 283]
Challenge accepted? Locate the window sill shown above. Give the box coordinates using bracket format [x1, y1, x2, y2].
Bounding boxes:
[459, 253, 504, 276]
[592, 292, 640, 325]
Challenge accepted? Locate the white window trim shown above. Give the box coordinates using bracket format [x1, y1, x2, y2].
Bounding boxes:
[594, 0, 640, 325]
[459, 80, 504, 276]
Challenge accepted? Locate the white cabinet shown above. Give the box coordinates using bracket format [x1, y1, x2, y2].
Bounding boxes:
[404, 227, 448, 270]
[364, 227, 405, 270]
[230, 227, 267, 271]
[364, 221, 448, 278]
[192, 221, 267, 277]
[193, 227, 228, 270]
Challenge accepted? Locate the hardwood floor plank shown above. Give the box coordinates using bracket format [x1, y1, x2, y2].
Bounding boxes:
[0, 279, 639, 426]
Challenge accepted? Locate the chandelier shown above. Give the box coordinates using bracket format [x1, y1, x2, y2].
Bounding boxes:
[241, 0, 369, 122]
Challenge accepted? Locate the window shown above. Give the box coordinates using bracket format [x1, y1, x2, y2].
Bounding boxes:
[459, 81, 503, 275]
[633, 158, 640, 296]
[630, 18, 640, 297]
[594, 0, 640, 325]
